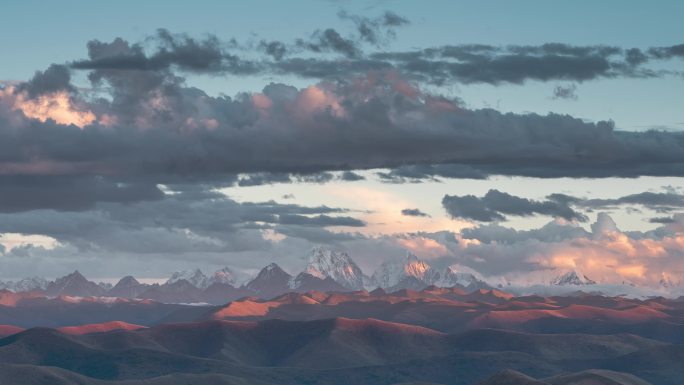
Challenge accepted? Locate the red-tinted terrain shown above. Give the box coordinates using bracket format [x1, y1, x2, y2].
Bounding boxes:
[0, 287, 682, 384]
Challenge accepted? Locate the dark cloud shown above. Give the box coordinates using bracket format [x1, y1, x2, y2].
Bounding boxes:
[2, 25, 684, 214]
[5, 67, 684, 213]
[552, 84, 578, 100]
[60, 21, 680, 87]
[460, 220, 590, 244]
[238, 173, 292, 187]
[258, 11, 408, 61]
[442, 189, 684, 224]
[71, 30, 255, 74]
[650, 216, 676, 224]
[551, 191, 684, 212]
[0, 188, 360, 255]
[340, 171, 365, 181]
[442, 189, 588, 222]
[0, 176, 164, 213]
[297, 29, 361, 58]
[367, 44, 663, 85]
[401, 208, 430, 217]
[277, 214, 365, 227]
[377, 164, 487, 183]
[18, 64, 73, 97]
[259, 40, 287, 61]
[338, 10, 409, 45]
[294, 172, 336, 184]
[272, 225, 363, 244]
[648, 44, 684, 59]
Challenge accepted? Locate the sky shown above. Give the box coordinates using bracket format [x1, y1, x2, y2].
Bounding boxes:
[0, 0, 684, 288]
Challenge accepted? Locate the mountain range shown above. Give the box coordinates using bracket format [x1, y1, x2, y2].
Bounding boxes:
[0, 248, 677, 304]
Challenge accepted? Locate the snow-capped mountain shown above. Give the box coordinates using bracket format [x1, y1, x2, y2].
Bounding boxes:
[166, 269, 209, 289]
[289, 272, 348, 292]
[436, 265, 489, 290]
[208, 267, 238, 287]
[6, 277, 48, 292]
[303, 247, 365, 290]
[371, 252, 438, 290]
[550, 270, 597, 286]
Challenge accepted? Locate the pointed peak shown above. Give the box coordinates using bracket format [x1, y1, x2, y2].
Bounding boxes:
[116, 276, 140, 286]
[257, 263, 290, 278]
[59, 270, 87, 281]
[166, 268, 209, 288]
[264, 262, 283, 271]
[550, 270, 597, 286]
[209, 266, 238, 286]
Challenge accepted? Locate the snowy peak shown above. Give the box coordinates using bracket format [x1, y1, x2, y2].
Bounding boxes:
[166, 269, 209, 289]
[372, 251, 437, 289]
[437, 265, 487, 289]
[255, 263, 291, 281]
[8, 277, 48, 292]
[550, 270, 597, 286]
[304, 247, 365, 290]
[208, 267, 238, 287]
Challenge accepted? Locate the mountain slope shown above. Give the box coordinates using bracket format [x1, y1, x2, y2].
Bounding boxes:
[550, 271, 597, 286]
[45, 271, 105, 297]
[243, 263, 292, 299]
[304, 247, 365, 290]
[372, 252, 437, 290]
[166, 269, 209, 289]
[107, 276, 149, 298]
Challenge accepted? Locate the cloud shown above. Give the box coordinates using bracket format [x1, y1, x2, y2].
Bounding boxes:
[442, 189, 684, 223]
[277, 214, 365, 227]
[0, 176, 164, 213]
[570, 191, 684, 210]
[340, 171, 365, 181]
[297, 29, 362, 58]
[18, 64, 74, 98]
[459, 213, 684, 287]
[442, 189, 588, 222]
[650, 216, 676, 224]
[1, 23, 684, 215]
[4, 62, 684, 213]
[337, 10, 409, 46]
[71, 30, 252, 74]
[552, 84, 578, 100]
[60, 21, 680, 86]
[401, 208, 430, 217]
[648, 44, 684, 59]
[0, 187, 363, 259]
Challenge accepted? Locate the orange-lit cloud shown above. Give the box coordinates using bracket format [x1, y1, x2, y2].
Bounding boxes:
[397, 236, 448, 258]
[0, 233, 60, 252]
[295, 85, 344, 118]
[2, 86, 96, 128]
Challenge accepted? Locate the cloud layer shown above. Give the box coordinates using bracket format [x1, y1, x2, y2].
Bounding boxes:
[1, 11, 683, 288]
